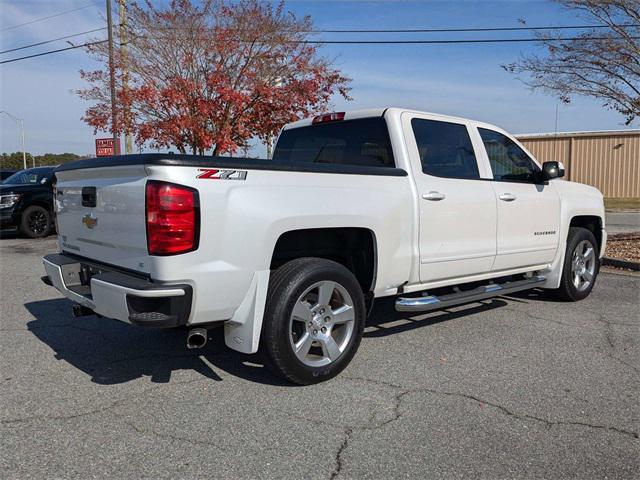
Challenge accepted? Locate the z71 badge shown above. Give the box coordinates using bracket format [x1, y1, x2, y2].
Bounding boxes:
[197, 169, 247, 180]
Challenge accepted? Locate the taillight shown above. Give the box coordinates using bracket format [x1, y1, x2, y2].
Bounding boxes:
[146, 181, 199, 256]
[312, 112, 345, 124]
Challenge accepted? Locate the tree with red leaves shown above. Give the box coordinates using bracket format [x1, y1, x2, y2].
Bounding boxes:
[78, 0, 351, 155]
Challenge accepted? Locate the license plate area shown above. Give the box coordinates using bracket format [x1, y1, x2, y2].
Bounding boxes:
[65, 262, 111, 298]
[79, 263, 103, 286]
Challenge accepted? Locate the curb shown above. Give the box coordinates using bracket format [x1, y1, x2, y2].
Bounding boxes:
[608, 233, 640, 240]
[602, 257, 640, 271]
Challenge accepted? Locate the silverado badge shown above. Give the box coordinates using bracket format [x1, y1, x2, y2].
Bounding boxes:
[82, 213, 98, 229]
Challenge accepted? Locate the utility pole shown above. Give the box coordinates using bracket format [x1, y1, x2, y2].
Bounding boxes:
[265, 77, 283, 159]
[1, 111, 27, 170]
[106, 0, 120, 155]
[554, 103, 560, 162]
[266, 136, 273, 160]
[119, 0, 133, 154]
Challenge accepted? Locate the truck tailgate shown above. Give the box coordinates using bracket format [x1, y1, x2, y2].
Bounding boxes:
[55, 165, 150, 274]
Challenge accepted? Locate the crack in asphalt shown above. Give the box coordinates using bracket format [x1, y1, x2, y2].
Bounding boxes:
[1, 377, 208, 426]
[500, 307, 640, 377]
[1, 397, 130, 426]
[595, 313, 640, 376]
[502, 307, 586, 328]
[609, 355, 640, 375]
[5, 279, 639, 479]
[117, 413, 226, 451]
[326, 375, 639, 479]
[415, 388, 640, 440]
[503, 305, 637, 330]
[594, 310, 639, 332]
[329, 427, 352, 480]
[383, 378, 638, 438]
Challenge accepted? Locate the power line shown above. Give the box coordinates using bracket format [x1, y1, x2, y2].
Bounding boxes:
[298, 36, 640, 44]
[0, 40, 107, 65]
[0, 27, 106, 55]
[4, 0, 637, 36]
[2, 35, 639, 65]
[109, 0, 634, 34]
[153, 23, 639, 34]
[300, 24, 640, 33]
[1, 2, 102, 32]
[5, 22, 638, 56]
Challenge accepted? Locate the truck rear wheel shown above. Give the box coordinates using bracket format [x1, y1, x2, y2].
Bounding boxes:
[554, 227, 600, 301]
[261, 258, 366, 385]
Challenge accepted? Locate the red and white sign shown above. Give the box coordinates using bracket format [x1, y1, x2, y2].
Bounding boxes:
[95, 138, 119, 157]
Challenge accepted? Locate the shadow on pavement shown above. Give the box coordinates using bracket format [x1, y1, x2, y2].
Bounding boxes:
[24, 298, 289, 387]
[503, 287, 565, 303]
[25, 291, 536, 385]
[364, 296, 509, 337]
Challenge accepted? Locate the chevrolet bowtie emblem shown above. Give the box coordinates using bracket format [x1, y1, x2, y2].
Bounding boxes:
[82, 214, 98, 229]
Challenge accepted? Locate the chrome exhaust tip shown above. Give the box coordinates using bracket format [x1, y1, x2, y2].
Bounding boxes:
[186, 328, 208, 349]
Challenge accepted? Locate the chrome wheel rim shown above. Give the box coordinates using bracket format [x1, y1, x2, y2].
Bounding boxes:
[571, 240, 596, 292]
[288, 280, 355, 368]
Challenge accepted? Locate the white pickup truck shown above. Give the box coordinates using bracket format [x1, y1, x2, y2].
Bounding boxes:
[42, 108, 606, 384]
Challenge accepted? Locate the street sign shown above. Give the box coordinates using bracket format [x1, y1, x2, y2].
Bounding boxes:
[95, 138, 119, 157]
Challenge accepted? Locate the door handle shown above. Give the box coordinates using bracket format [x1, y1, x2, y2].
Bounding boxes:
[499, 193, 517, 202]
[422, 191, 446, 201]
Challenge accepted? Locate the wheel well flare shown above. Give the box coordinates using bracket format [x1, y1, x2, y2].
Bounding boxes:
[270, 228, 377, 292]
[569, 215, 603, 253]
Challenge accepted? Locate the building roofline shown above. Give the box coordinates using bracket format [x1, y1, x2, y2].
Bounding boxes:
[516, 129, 640, 139]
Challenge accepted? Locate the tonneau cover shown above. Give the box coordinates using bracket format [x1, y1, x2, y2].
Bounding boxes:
[55, 153, 407, 177]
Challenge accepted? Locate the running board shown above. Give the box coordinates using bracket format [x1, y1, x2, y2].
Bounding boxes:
[395, 276, 546, 312]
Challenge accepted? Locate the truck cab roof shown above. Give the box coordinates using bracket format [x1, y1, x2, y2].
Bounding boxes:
[283, 107, 510, 137]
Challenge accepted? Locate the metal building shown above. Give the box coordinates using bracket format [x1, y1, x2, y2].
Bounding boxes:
[517, 130, 640, 198]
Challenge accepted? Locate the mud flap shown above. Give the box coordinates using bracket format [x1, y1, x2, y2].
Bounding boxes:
[223, 270, 270, 354]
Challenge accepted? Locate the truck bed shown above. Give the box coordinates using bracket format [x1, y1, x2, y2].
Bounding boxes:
[56, 153, 408, 177]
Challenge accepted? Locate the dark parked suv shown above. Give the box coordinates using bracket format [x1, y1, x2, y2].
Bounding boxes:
[0, 167, 55, 238]
[1, 169, 19, 182]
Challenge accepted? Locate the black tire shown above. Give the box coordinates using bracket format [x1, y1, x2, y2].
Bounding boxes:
[261, 257, 366, 385]
[19, 205, 52, 238]
[554, 227, 600, 301]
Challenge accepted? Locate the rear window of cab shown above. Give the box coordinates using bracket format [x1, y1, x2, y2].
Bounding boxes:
[273, 118, 395, 168]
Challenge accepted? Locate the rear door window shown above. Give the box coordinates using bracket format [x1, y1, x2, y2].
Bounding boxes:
[273, 118, 395, 168]
[411, 118, 480, 179]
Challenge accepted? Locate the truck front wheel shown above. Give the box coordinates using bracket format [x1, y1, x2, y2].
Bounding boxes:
[554, 227, 600, 301]
[261, 258, 366, 385]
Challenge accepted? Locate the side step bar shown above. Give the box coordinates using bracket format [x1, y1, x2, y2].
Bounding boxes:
[395, 276, 546, 312]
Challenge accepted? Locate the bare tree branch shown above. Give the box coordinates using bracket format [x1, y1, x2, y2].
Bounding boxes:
[503, 0, 640, 125]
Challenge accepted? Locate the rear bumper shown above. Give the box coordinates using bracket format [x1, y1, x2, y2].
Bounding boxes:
[42, 253, 192, 328]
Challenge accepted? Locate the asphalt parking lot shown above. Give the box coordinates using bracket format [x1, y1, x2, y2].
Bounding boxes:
[606, 212, 640, 235]
[1, 236, 638, 479]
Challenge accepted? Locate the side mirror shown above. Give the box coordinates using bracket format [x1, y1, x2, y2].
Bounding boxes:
[542, 161, 565, 180]
[558, 161, 566, 178]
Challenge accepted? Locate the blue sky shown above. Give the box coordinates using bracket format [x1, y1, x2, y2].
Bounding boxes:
[1, 0, 638, 156]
